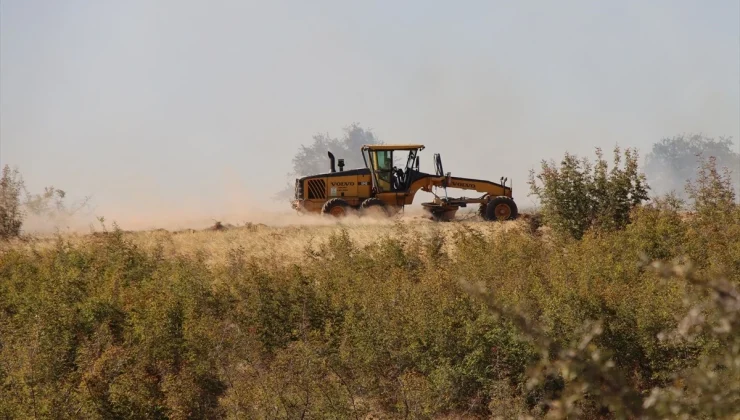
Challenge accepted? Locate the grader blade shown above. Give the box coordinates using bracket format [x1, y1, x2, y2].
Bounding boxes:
[421, 202, 460, 221]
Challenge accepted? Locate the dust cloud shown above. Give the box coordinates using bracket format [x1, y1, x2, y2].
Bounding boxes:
[19, 186, 439, 236]
[21, 206, 437, 235]
[19, 164, 451, 235]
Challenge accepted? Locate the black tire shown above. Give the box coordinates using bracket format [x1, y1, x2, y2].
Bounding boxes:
[322, 198, 351, 217]
[360, 197, 389, 216]
[483, 196, 518, 221]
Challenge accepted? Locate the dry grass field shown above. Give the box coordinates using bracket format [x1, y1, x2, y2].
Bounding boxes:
[8, 209, 537, 267]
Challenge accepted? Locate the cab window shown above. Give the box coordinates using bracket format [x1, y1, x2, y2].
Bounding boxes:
[373, 150, 393, 191]
[375, 151, 392, 171]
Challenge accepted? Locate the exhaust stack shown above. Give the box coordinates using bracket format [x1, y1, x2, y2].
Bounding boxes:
[328, 152, 336, 173]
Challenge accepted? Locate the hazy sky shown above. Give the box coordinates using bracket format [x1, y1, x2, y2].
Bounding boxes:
[1, 0, 739, 226]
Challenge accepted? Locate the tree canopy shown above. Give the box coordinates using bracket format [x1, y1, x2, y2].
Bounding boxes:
[275, 123, 382, 201]
[644, 134, 739, 200]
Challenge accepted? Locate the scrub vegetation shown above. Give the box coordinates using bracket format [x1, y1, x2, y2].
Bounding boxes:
[0, 146, 738, 419]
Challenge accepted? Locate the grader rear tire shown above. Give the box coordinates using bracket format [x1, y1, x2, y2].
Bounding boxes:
[322, 198, 350, 217]
[483, 196, 518, 221]
[360, 197, 390, 217]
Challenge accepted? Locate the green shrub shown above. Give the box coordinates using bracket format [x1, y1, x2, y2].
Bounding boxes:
[683, 156, 740, 281]
[528, 146, 650, 239]
[0, 165, 24, 239]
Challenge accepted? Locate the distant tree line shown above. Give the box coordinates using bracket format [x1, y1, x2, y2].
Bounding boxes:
[280, 124, 738, 208]
[644, 133, 739, 200]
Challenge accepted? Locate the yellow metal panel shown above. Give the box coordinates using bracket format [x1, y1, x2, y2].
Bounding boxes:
[326, 175, 359, 198]
[357, 174, 372, 198]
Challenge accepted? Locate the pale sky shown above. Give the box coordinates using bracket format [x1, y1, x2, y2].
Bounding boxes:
[1, 0, 739, 228]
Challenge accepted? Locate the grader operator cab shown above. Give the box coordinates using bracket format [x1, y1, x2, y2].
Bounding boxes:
[291, 144, 517, 221]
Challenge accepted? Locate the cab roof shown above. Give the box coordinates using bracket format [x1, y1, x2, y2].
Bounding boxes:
[361, 144, 425, 151]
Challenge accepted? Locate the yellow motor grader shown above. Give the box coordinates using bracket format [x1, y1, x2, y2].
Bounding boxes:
[290, 144, 517, 221]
